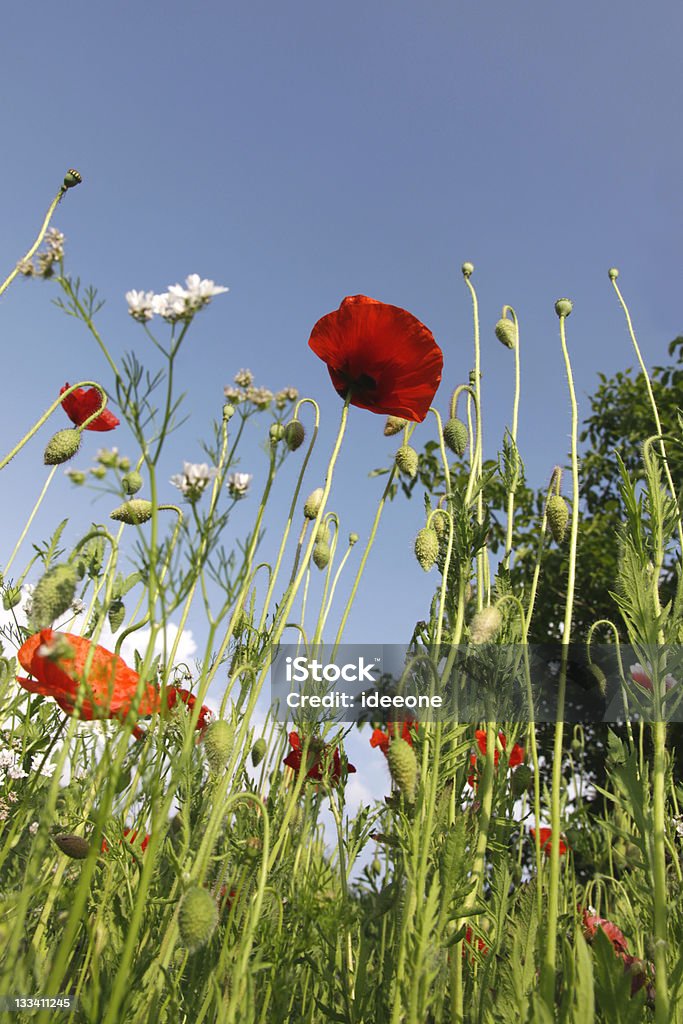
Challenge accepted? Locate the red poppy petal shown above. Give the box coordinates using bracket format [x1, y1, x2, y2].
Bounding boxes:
[60, 384, 120, 431]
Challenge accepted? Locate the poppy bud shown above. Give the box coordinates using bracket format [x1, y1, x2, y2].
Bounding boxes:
[432, 511, 449, 538]
[122, 470, 143, 495]
[415, 528, 439, 571]
[470, 606, 502, 644]
[269, 423, 285, 444]
[495, 318, 517, 350]
[29, 563, 78, 629]
[110, 500, 153, 525]
[554, 297, 573, 318]
[53, 833, 90, 859]
[349, 532, 359, 546]
[546, 495, 569, 543]
[443, 418, 468, 456]
[315, 522, 331, 545]
[108, 600, 126, 633]
[203, 720, 234, 773]
[44, 429, 82, 465]
[313, 542, 331, 570]
[511, 764, 533, 797]
[608, 267, 619, 281]
[384, 416, 407, 437]
[303, 488, 324, 519]
[178, 887, 219, 952]
[63, 169, 82, 189]
[251, 738, 267, 766]
[395, 445, 419, 478]
[66, 470, 86, 485]
[284, 420, 305, 451]
[588, 663, 607, 696]
[461, 262, 474, 278]
[386, 738, 417, 802]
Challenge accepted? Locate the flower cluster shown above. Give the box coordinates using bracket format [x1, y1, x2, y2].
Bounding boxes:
[170, 462, 218, 503]
[0, 748, 56, 785]
[223, 370, 298, 411]
[125, 274, 228, 323]
[227, 472, 252, 499]
[283, 731, 356, 786]
[18, 228, 65, 278]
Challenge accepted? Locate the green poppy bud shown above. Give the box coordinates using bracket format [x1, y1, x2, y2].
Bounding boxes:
[546, 495, 569, 543]
[251, 738, 267, 767]
[44, 429, 82, 465]
[303, 488, 324, 520]
[203, 720, 234, 773]
[349, 532, 359, 546]
[608, 268, 619, 281]
[461, 262, 474, 278]
[384, 416, 407, 437]
[443, 418, 468, 456]
[178, 887, 218, 952]
[511, 764, 532, 797]
[110, 500, 153, 525]
[414, 528, 439, 571]
[395, 445, 418, 478]
[469, 606, 502, 644]
[313, 542, 331, 570]
[284, 420, 305, 451]
[53, 834, 90, 859]
[122, 470, 143, 495]
[495, 317, 517, 350]
[29, 563, 78, 629]
[386, 738, 418, 802]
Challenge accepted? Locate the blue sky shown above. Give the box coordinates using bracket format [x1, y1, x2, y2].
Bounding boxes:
[2, 1, 682, 662]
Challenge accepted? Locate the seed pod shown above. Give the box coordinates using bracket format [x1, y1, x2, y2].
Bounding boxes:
[462, 262, 474, 278]
[546, 495, 569, 543]
[63, 169, 82, 189]
[414, 528, 439, 572]
[178, 887, 219, 952]
[511, 764, 532, 797]
[495, 318, 517, 350]
[384, 416, 407, 437]
[110, 500, 153, 525]
[53, 834, 90, 859]
[203, 720, 234, 773]
[313, 542, 331, 570]
[443, 418, 468, 456]
[251, 738, 267, 767]
[284, 420, 305, 451]
[469, 606, 502, 644]
[303, 488, 324, 520]
[554, 297, 573, 318]
[386, 738, 418, 802]
[608, 268, 619, 281]
[121, 470, 143, 495]
[395, 445, 418, 478]
[108, 600, 126, 633]
[44, 429, 82, 465]
[30, 563, 78, 629]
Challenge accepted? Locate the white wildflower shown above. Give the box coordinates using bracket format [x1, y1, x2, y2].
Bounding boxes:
[8, 760, 28, 780]
[227, 473, 252, 499]
[29, 821, 39, 835]
[126, 289, 156, 323]
[170, 462, 218, 503]
[30, 755, 57, 778]
[234, 369, 254, 388]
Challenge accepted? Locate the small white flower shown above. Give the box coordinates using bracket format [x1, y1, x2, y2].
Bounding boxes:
[227, 472, 252, 499]
[30, 755, 57, 778]
[126, 289, 156, 323]
[0, 750, 14, 769]
[152, 291, 187, 322]
[234, 369, 254, 388]
[170, 462, 218, 503]
[29, 821, 39, 835]
[8, 761, 28, 780]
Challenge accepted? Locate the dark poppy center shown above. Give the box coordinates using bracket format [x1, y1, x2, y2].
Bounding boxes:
[335, 370, 378, 399]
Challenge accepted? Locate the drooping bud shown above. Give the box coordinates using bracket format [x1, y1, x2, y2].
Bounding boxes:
[469, 606, 502, 644]
[44, 429, 82, 465]
[414, 528, 439, 571]
[110, 500, 153, 525]
[121, 470, 143, 495]
[284, 420, 305, 451]
[108, 600, 126, 633]
[495, 317, 517, 350]
[29, 563, 78, 629]
[178, 887, 219, 952]
[443, 418, 468, 456]
[384, 416, 407, 437]
[461, 262, 474, 278]
[203, 720, 234, 773]
[511, 764, 532, 797]
[546, 495, 569, 543]
[313, 542, 331, 570]
[432, 511, 449, 538]
[53, 833, 90, 859]
[395, 445, 419, 478]
[269, 423, 285, 444]
[303, 488, 324, 520]
[63, 169, 82, 189]
[554, 297, 573, 318]
[386, 738, 418, 802]
[251, 738, 267, 766]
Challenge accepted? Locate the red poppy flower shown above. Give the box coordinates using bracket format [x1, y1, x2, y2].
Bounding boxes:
[463, 926, 488, 958]
[581, 909, 629, 955]
[467, 730, 525, 788]
[101, 828, 151, 855]
[283, 731, 356, 784]
[370, 720, 418, 756]
[16, 629, 211, 737]
[308, 295, 443, 421]
[60, 383, 120, 431]
[530, 827, 568, 856]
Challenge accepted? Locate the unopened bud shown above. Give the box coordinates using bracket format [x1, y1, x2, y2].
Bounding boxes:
[511, 764, 532, 797]
[203, 720, 234, 773]
[384, 416, 407, 437]
[470, 606, 502, 644]
[386, 738, 418, 802]
[313, 542, 331, 570]
[178, 887, 218, 952]
[44, 429, 82, 465]
[608, 267, 619, 281]
[554, 297, 573, 318]
[443, 418, 468, 456]
[303, 488, 324, 520]
[269, 423, 285, 444]
[395, 445, 418, 478]
[546, 495, 569, 543]
[251, 738, 267, 766]
[110, 499, 153, 525]
[53, 833, 90, 859]
[122, 470, 143, 495]
[461, 262, 474, 278]
[315, 522, 331, 545]
[495, 317, 517, 350]
[349, 532, 359, 546]
[284, 420, 305, 451]
[30, 563, 78, 629]
[414, 528, 439, 571]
